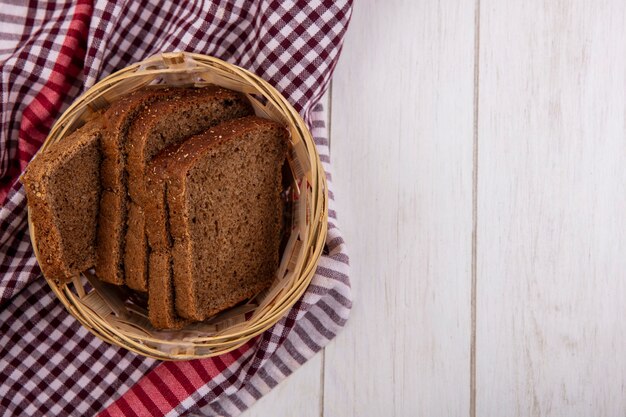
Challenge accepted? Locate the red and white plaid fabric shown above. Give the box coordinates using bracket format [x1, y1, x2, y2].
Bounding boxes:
[0, 1, 352, 415]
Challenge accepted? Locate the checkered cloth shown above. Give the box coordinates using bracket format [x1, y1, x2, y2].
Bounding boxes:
[0, 1, 352, 416]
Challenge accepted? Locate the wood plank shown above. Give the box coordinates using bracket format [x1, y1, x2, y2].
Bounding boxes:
[476, 1, 626, 416]
[324, 0, 475, 415]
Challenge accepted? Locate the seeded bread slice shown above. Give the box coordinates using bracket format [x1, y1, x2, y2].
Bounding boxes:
[124, 86, 253, 292]
[96, 87, 172, 285]
[145, 142, 187, 329]
[22, 119, 102, 283]
[156, 116, 288, 321]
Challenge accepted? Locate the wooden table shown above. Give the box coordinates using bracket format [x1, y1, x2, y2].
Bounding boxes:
[244, 1, 626, 415]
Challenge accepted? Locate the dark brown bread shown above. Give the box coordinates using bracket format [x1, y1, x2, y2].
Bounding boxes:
[147, 250, 188, 329]
[153, 116, 288, 321]
[96, 87, 172, 285]
[22, 119, 102, 283]
[145, 146, 187, 329]
[124, 86, 253, 292]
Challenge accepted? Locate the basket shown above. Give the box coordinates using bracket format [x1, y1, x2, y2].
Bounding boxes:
[27, 52, 328, 360]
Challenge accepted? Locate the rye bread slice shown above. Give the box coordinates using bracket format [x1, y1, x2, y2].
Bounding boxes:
[22, 119, 102, 283]
[145, 142, 188, 329]
[124, 86, 253, 292]
[147, 250, 186, 329]
[96, 87, 173, 285]
[158, 116, 288, 321]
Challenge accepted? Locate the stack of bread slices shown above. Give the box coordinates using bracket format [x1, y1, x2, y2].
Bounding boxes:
[22, 85, 288, 329]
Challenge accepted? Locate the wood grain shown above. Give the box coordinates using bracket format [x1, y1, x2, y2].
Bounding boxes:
[323, 0, 475, 415]
[476, 1, 626, 415]
[245, 2, 626, 416]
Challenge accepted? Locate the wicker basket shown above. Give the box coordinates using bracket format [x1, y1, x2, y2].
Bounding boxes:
[27, 52, 328, 360]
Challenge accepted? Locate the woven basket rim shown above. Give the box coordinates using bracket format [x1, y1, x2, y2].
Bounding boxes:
[27, 51, 328, 360]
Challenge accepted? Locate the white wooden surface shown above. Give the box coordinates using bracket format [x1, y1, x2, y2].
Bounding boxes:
[244, 1, 626, 416]
[476, 1, 626, 416]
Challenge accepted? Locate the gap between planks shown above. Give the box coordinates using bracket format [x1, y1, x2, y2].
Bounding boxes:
[470, 0, 481, 417]
[319, 82, 333, 417]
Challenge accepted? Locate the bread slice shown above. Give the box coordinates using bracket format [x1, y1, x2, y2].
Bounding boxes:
[147, 250, 185, 329]
[145, 145, 186, 329]
[124, 86, 253, 292]
[153, 116, 288, 322]
[96, 87, 172, 285]
[22, 119, 102, 283]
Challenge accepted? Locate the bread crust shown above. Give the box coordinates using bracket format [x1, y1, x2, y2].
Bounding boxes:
[22, 119, 102, 283]
[150, 116, 288, 321]
[125, 86, 253, 293]
[95, 87, 172, 285]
